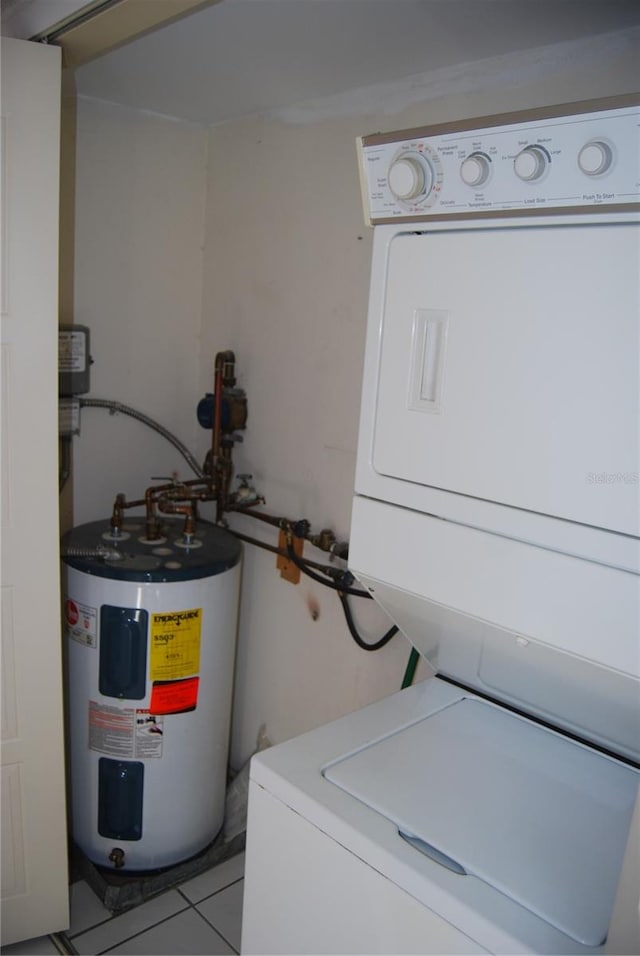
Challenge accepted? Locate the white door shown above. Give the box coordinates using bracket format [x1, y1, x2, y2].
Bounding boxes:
[1, 38, 69, 945]
[372, 223, 640, 536]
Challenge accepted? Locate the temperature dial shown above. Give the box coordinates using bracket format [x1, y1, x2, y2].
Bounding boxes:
[388, 152, 434, 202]
[578, 140, 614, 177]
[514, 145, 550, 182]
[460, 152, 492, 187]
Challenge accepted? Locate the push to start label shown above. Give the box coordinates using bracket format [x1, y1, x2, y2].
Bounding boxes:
[150, 608, 202, 713]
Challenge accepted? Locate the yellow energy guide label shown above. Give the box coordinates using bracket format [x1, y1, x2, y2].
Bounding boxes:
[150, 608, 202, 681]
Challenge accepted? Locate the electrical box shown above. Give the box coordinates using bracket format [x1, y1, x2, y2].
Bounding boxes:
[59, 325, 91, 396]
[59, 397, 81, 437]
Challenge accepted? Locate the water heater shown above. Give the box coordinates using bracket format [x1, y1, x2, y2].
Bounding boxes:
[62, 517, 242, 872]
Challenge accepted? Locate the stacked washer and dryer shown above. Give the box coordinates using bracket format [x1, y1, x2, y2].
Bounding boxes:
[241, 95, 640, 954]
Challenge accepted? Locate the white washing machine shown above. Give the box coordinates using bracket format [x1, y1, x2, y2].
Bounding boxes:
[242, 95, 640, 955]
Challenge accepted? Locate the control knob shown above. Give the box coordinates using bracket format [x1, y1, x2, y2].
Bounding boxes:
[460, 152, 492, 187]
[514, 145, 550, 182]
[578, 140, 614, 177]
[388, 152, 433, 202]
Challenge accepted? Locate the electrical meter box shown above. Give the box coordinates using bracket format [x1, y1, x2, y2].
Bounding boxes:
[59, 325, 91, 396]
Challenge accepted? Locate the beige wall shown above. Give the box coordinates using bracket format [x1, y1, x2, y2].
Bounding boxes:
[72, 30, 639, 770]
[73, 97, 207, 525]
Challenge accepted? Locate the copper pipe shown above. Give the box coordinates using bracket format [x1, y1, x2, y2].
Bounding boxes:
[156, 497, 198, 542]
[145, 485, 161, 539]
[228, 529, 341, 575]
[183, 512, 196, 537]
[221, 350, 236, 387]
[228, 530, 282, 557]
[225, 504, 291, 531]
[156, 498, 194, 518]
[212, 364, 223, 471]
[178, 477, 217, 490]
[144, 481, 187, 540]
[110, 493, 126, 532]
[226, 504, 279, 525]
[114, 480, 217, 516]
[211, 350, 237, 479]
[111, 495, 148, 511]
[157, 497, 193, 538]
[211, 351, 230, 476]
[109, 481, 210, 541]
[109, 491, 158, 529]
[215, 447, 234, 524]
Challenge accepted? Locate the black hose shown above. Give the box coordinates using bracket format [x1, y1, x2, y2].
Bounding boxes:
[285, 541, 371, 598]
[338, 590, 399, 652]
[285, 540, 398, 651]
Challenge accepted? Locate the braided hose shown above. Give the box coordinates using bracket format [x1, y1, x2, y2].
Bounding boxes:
[61, 546, 122, 561]
[79, 398, 204, 479]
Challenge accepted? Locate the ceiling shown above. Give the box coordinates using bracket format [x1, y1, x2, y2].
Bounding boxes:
[72, 0, 640, 126]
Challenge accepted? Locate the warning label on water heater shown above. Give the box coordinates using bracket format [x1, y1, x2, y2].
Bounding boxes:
[150, 676, 199, 715]
[89, 702, 164, 758]
[150, 608, 202, 681]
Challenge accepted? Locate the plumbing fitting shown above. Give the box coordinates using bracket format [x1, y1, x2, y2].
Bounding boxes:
[108, 847, 125, 868]
[233, 474, 262, 506]
[310, 528, 338, 554]
[103, 351, 254, 542]
[226, 502, 353, 572]
[110, 494, 126, 535]
[199, 351, 249, 522]
[157, 495, 198, 541]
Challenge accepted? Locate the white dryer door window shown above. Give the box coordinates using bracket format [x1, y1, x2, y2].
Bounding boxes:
[372, 224, 639, 536]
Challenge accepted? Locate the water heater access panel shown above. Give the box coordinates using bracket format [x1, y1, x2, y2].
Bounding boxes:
[358, 94, 639, 223]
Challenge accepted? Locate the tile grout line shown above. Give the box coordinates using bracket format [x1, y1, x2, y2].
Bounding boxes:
[67, 913, 113, 941]
[94, 903, 192, 955]
[178, 873, 245, 908]
[194, 878, 245, 955]
[192, 907, 239, 955]
[64, 868, 245, 953]
[68, 884, 197, 940]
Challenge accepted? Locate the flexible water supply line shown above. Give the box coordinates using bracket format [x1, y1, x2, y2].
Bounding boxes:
[61, 545, 122, 561]
[79, 398, 204, 478]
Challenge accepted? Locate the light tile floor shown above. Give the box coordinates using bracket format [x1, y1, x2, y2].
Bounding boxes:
[2, 853, 245, 956]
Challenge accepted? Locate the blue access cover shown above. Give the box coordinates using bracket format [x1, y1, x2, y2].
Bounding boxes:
[62, 518, 241, 583]
[323, 697, 639, 947]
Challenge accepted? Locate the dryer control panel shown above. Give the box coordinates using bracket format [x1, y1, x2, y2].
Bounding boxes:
[358, 97, 640, 223]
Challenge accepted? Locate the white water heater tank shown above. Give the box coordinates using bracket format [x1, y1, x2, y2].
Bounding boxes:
[62, 517, 242, 872]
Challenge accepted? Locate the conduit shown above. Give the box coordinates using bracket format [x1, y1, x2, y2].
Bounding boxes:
[79, 398, 204, 478]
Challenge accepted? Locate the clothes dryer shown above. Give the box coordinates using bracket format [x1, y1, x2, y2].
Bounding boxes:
[242, 95, 640, 955]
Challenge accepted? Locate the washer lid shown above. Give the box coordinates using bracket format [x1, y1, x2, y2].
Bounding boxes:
[323, 697, 639, 947]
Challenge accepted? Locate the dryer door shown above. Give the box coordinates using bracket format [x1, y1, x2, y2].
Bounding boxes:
[372, 222, 639, 536]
